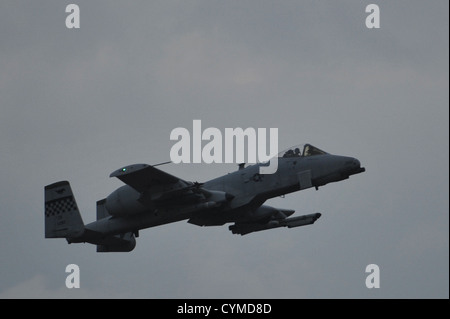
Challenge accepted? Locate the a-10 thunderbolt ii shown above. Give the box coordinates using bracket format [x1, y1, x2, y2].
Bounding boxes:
[44, 144, 365, 252]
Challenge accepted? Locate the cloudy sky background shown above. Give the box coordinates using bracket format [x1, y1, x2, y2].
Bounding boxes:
[0, 1, 448, 298]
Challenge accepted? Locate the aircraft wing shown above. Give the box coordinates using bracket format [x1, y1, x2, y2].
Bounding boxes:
[110, 163, 190, 193]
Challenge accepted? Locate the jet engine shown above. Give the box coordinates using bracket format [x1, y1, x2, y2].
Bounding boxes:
[105, 185, 148, 217]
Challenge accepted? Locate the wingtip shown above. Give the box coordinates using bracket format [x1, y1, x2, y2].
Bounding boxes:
[109, 164, 150, 178]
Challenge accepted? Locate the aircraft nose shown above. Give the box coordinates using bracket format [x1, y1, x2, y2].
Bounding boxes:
[351, 158, 360, 168]
[345, 157, 365, 175]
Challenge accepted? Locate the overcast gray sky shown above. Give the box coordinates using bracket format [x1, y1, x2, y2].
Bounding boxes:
[0, 1, 448, 298]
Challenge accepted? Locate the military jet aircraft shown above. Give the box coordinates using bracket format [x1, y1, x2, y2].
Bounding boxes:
[44, 144, 365, 252]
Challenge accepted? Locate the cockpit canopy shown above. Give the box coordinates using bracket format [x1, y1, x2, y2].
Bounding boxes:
[279, 144, 327, 158]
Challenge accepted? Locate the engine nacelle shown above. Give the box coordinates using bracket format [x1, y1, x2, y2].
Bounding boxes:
[105, 186, 148, 217]
[97, 232, 136, 252]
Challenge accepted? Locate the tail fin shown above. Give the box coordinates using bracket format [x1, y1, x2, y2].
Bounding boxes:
[44, 181, 84, 238]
